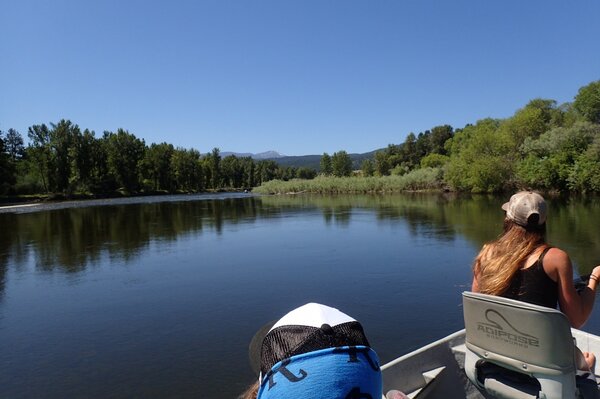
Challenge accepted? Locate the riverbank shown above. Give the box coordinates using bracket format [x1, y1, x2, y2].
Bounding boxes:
[0, 188, 251, 207]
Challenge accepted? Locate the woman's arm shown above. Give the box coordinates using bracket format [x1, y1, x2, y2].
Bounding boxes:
[546, 248, 600, 328]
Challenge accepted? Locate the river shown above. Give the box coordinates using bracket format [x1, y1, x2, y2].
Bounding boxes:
[0, 193, 599, 398]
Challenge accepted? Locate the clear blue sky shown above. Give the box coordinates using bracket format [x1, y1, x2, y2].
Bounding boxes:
[2, 1, 599, 156]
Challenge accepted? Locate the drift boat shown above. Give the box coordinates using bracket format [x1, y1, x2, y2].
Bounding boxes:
[381, 292, 600, 399]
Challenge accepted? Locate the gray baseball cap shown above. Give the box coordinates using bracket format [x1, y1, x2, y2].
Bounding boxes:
[502, 191, 547, 226]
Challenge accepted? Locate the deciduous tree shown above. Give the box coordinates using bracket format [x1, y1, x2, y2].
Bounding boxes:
[104, 129, 145, 193]
[320, 153, 332, 175]
[331, 150, 352, 177]
[574, 80, 600, 124]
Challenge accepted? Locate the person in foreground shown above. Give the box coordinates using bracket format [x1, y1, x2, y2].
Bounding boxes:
[471, 191, 600, 371]
[239, 302, 405, 399]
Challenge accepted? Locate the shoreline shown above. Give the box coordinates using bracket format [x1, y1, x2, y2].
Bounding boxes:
[0, 188, 251, 208]
[0, 203, 40, 210]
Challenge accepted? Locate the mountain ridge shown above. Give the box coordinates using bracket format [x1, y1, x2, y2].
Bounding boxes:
[221, 149, 382, 170]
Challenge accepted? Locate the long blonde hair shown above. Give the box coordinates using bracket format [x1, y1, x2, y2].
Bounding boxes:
[474, 218, 546, 296]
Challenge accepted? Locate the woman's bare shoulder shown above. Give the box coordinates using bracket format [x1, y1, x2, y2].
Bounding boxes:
[545, 247, 572, 269]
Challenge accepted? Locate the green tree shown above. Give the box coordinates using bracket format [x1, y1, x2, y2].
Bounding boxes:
[399, 133, 418, 170]
[320, 153, 332, 175]
[331, 150, 352, 177]
[142, 142, 175, 191]
[374, 150, 390, 176]
[48, 119, 80, 192]
[255, 160, 278, 184]
[361, 159, 375, 177]
[420, 153, 449, 169]
[0, 130, 16, 194]
[5, 129, 24, 162]
[296, 167, 317, 179]
[429, 125, 453, 155]
[69, 128, 100, 192]
[517, 121, 599, 191]
[86, 132, 113, 193]
[27, 123, 52, 192]
[499, 99, 558, 153]
[568, 138, 600, 192]
[573, 80, 600, 124]
[206, 148, 221, 189]
[275, 166, 295, 181]
[171, 148, 203, 192]
[221, 155, 244, 188]
[445, 119, 512, 192]
[104, 129, 145, 193]
[242, 157, 255, 188]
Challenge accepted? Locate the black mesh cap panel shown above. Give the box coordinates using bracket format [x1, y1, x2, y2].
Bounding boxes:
[260, 321, 370, 375]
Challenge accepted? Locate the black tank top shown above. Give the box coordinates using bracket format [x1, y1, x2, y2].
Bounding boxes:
[501, 247, 559, 309]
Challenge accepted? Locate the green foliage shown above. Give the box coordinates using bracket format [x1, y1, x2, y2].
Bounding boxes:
[50, 120, 80, 192]
[27, 123, 53, 192]
[5, 79, 600, 197]
[0, 130, 17, 194]
[171, 148, 203, 191]
[372, 126, 454, 178]
[516, 122, 599, 191]
[445, 119, 514, 192]
[104, 129, 146, 193]
[499, 99, 559, 151]
[207, 148, 221, 189]
[296, 167, 317, 180]
[573, 80, 600, 124]
[220, 155, 243, 188]
[320, 153, 332, 175]
[374, 150, 390, 176]
[254, 159, 278, 185]
[361, 159, 374, 177]
[420, 153, 449, 169]
[331, 150, 352, 177]
[568, 139, 600, 192]
[5, 128, 24, 162]
[141, 142, 175, 191]
[429, 125, 454, 155]
[390, 164, 408, 176]
[254, 168, 443, 194]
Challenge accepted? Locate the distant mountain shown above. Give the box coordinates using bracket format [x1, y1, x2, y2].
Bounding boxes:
[221, 150, 285, 159]
[221, 149, 383, 171]
[266, 149, 382, 171]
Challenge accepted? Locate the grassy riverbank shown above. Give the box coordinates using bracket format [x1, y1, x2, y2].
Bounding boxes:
[253, 167, 444, 194]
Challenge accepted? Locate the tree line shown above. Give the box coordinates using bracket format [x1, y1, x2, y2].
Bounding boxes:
[0, 121, 317, 196]
[317, 79, 600, 193]
[2, 79, 599, 196]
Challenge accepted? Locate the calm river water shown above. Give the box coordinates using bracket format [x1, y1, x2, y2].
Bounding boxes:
[1, 193, 599, 398]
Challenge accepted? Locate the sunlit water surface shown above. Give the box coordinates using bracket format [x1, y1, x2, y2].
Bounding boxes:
[1, 193, 599, 398]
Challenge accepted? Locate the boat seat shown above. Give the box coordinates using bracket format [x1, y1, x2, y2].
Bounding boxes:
[462, 291, 592, 399]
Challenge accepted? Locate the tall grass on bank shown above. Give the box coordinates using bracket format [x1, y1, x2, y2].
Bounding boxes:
[254, 167, 444, 194]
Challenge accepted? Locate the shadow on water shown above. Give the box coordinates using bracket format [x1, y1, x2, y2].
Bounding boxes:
[2, 193, 600, 297]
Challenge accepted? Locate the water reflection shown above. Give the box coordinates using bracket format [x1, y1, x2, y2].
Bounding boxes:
[0, 198, 264, 274]
[1, 193, 600, 293]
[1, 193, 600, 398]
[259, 193, 600, 273]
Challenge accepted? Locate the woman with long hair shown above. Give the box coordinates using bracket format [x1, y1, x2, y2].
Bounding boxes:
[472, 191, 600, 369]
